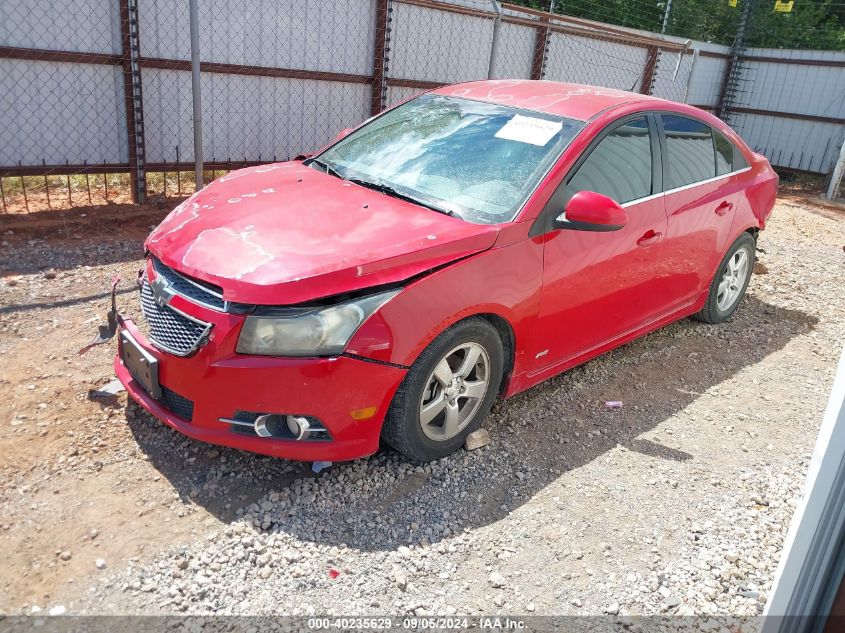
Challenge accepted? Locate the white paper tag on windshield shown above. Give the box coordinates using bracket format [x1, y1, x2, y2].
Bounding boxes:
[495, 114, 562, 146]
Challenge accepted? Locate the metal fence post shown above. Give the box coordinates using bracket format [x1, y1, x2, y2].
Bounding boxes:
[487, 0, 502, 80]
[371, 0, 391, 116]
[718, 0, 755, 122]
[826, 131, 845, 200]
[120, 0, 146, 204]
[640, 46, 659, 95]
[189, 0, 203, 191]
[530, 0, 555, 80]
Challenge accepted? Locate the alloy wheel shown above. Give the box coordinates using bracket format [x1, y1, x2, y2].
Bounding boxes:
[418, 342, 490, 441]
[716, 249, 750, 311]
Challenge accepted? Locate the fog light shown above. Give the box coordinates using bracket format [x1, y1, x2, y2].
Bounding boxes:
[254, 414, 288, 438]
[221, 412, 331, 441]
[285, 415, 311, 440]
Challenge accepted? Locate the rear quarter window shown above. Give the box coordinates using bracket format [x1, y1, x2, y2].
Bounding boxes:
[715, 132, 733, 176]
[733, 142, 749, 170]
[715, 130, 749, 175]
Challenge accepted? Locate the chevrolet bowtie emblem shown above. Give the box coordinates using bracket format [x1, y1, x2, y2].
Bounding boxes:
[149, 275, 176, 308]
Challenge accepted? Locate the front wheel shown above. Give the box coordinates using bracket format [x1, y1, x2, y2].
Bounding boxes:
[695, 232, 756, 324]
[382, 318, 503, 462]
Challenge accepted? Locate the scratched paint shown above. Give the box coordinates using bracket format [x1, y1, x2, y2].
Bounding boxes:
[145, 161, 499, 304]
[444, 80, 637, 120]
[181, 226, 274, 280]
[148, 198, 203, 244]
[217, 162, 293, 183]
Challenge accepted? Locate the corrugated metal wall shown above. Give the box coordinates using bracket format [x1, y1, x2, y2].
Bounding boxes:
[380, 6, 845, 176]
[606, 31, 845, 175]
[684, 46, 730, 109]
[0, 0, 127, 166]
[389, 1, 494, 85]
[139, 0, 376, 164]
[726, 47, 845, 174]
[0, 0, 121, 53]
[490, 12, 536, 80]
[1, 0, 843, 181]
[544, 34, 650, 92]
[650, 49, 695, 101]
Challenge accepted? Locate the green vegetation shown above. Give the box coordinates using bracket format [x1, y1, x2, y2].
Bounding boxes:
[508, 0, 845, 50]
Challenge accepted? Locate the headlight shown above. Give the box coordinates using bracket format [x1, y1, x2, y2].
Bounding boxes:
[236, 289, 399, 357]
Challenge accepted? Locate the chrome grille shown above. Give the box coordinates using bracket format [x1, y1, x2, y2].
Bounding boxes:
[139, 280, 212, 356]
[151, 256, 226, 311]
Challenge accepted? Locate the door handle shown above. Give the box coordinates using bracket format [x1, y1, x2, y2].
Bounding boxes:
[637, 230, 663, 247]
[715, 201, 734, 216]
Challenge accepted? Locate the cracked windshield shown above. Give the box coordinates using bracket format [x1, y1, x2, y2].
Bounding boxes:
[317, 94, 584, 224]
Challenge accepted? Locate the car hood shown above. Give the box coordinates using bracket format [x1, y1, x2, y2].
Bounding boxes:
[146, 162, 500, 305]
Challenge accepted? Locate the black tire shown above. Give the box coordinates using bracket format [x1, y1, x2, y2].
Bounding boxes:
[694, 232, 756, 324]
[382, 317, 504, 462]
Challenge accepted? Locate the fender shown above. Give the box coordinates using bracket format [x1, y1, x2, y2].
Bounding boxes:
[691, 223, 761, 314]
[733, 161, 778, 234]
[346, 234, 544, 382]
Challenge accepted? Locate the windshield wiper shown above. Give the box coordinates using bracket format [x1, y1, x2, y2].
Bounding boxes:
[347, 177, 459, 218]
[304, 157, 343, 179]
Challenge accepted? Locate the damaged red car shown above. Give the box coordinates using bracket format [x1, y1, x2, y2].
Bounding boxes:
[112, 80, 777, 463]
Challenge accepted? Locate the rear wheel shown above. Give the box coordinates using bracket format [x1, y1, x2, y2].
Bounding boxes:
[382, 318, 503, 462]
[695, 232, 756, 324]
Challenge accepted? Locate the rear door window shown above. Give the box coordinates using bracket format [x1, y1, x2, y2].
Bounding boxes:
[661, 114, 716, 190]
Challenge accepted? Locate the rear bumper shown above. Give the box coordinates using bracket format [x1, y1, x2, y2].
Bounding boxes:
[115, 319, 406, 462]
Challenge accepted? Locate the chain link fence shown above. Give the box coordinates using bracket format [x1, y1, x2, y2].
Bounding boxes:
[0, 0, 737, 214]
[0, 0, 133, 210]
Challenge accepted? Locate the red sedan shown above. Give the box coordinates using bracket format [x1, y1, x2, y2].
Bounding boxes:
[113, 80, 777, 463]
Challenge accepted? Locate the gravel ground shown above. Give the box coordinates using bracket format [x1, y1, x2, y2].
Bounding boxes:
[0, 195, 843, 618]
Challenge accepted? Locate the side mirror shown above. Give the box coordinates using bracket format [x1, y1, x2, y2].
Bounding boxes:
[555, 190, 628, 232]
[335, 128, 353, 142]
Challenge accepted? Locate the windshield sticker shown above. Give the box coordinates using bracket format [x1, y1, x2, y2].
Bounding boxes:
[495, 114, 562, 146]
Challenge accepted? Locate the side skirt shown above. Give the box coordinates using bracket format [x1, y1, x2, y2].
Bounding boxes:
[504, 293, 709, 397]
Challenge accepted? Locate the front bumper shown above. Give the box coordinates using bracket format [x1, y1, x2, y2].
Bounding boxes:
[115, 318, 407, 462]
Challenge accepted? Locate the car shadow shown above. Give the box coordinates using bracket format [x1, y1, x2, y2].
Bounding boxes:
[125, 294, 817, 549]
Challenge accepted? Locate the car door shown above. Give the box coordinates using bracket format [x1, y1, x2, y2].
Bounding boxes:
[657, 114, 741, 307]
[531, 114, 673, 371]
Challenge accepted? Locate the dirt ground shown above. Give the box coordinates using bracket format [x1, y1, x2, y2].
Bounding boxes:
[0, 193, 843, 616]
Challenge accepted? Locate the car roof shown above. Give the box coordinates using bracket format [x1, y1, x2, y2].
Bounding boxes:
[430, 80, 671, 121]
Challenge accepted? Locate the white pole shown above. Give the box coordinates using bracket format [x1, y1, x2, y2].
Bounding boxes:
[683, 48, 699, 104]
[825, 128, 845, 200]
[487, 0, 502, 79]
[189, 0, 203, 192]
[661, 0, 673, 34]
